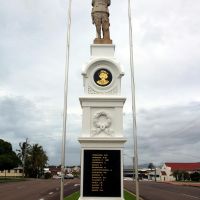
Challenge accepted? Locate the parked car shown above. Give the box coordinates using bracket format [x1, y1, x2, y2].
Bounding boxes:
[64, 173, 74, 179]
[53, 175, 61, 179]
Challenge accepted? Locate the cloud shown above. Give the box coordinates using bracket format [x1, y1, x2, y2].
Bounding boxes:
[124, 102, 200, 165]
[0, 0, 200, 167]
[0, 95, 200, 166]
[0, 95, 81, 165]
[121, 0, 200, 109]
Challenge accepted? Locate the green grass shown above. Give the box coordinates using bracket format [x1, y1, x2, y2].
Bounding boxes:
[124, 190, 136, 200]
[0, 177, 26, 184]
[64, 191, 80, 200]
[64, 190, 136, 200]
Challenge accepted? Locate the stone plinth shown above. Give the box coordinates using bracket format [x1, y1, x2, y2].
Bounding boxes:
[90, 44, 115, 57]
[79, 44, 126, 200]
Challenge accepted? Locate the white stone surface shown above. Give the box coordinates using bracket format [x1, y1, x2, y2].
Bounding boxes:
[82, 45, 124, 96]
[79, 197, 124, 200]
[90, 44, 115, 57]
[78, 138, 126, 148]
[82, 59, 124, 95]
[79, 196, 124, 200]
[80, 96, 126, 138]
[79, 44, 126, 200]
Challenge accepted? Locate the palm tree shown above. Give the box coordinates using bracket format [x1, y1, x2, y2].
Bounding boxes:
[26, 144, 48, 178]
[17, 139, 30, 177]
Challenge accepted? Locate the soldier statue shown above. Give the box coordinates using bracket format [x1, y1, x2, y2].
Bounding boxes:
[91, 0, 112, 44]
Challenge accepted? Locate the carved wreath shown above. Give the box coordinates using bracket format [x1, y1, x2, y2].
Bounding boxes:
[92, 111, 113, 136]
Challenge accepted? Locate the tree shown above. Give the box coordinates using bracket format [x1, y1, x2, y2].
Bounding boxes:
[17, 140, 30, 162]
[16, 139, 30, 177]
[148, 163, 155, 170]
[173, 170, 190, 181]
[25, 144, 48, 178]
[190, 172, 200, 182]
[183, 171, 190, 181]
[0, 139, 20, 176]
[173, 170, 179, 181]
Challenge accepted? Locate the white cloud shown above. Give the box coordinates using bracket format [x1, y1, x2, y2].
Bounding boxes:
[0, 0, 200, 166]
[124, 102, 200, 165]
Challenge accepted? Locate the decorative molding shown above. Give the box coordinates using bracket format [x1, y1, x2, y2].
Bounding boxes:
[88, 86, 118, 95]
[92, 111, 113, 136]
[88, 86, 97, 94]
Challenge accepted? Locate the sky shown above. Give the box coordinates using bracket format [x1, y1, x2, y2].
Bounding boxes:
[0, 0, 200, 166]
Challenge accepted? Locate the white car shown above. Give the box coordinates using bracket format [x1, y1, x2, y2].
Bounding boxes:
[64, 173, 74, 179]
[53, 175, 61, 179]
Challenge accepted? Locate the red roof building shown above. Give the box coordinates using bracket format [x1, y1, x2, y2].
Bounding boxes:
[160, 162, 200, 182]
[165, 162, 200, 172]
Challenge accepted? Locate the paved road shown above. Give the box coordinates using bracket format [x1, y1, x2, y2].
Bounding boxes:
[1, 179, 200, 200]
[0, 178, 80, 200]
[124, 180, 200, 200]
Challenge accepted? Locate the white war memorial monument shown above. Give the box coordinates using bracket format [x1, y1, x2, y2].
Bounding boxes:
[78, 1, 127, 200]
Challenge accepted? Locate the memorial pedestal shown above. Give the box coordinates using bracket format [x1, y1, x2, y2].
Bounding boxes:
[79, 45, 126, 200]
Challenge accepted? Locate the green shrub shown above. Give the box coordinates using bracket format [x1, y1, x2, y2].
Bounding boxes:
[44, 172, 52, 179]
[190, 172, 200, 182]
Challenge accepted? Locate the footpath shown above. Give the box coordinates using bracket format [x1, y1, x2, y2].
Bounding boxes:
[164, 181, 200, 187]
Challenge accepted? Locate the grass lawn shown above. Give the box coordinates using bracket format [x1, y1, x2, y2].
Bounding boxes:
[64, 191, 80, 200]
[0, 177, 26, 183]
[124, 190, 136, 200]
[64, 190, 136, 200]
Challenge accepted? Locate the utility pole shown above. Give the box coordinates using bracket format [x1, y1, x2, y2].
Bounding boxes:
[22, 138, 28, 178]
[128, 0, 139, 199]
[132, 156, 135, 181]
[60, 0, 72, 200]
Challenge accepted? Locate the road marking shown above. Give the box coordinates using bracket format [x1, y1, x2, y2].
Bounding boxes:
[182, 194, 200, 199]
[74, 184, 80, 187]
[39, 199, 44, 200]
[49, 192, 54, 195]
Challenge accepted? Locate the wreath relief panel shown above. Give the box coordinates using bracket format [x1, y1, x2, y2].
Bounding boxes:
[92, 111, 113, 136]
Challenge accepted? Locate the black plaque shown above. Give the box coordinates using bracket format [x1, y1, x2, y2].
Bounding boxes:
[83, 150, 121, 197]
[93, 68, 112, 87]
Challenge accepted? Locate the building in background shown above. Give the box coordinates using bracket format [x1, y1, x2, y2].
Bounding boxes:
[161, 162, 200, 181]
[124, 162, 200, 182]
[0, 167, 23, 177]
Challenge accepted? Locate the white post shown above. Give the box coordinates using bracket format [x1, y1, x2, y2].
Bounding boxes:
[128, 0, 139, 200]
[60, 0, 72, 200]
